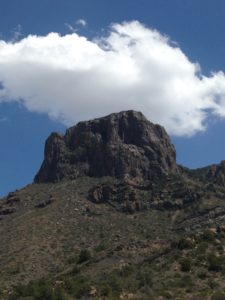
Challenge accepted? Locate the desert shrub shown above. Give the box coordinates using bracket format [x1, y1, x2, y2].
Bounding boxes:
[64, 276, 91, 298]
[94, 242, 107, 252]
[216, 243, 224, 252]
[208, 278, 218, 289]
[17, 297, 35, 300]
[211, 291, 225, 300]
[119, 265, 134, 277]
[88, 273, 122, 299]
[77, 249, 91, 264]
[201, 229, 216, 242]
[207, 253, 223, 272]
[9, 264, 20, 275]
[99, 284, 111, 297]
[67, 255, 77, 264]
[9, 279, 67, 300]
[206, 183, 216, 192]
[109, 274, 122, 291]
[170, 240, 178, 249]
[197, 271, 207, 280]
[177, 238, 193, 250]
[136, 268, 152, 288]
[159, 290, 173, 299]
[70, 265, 80, 275]
[173, 275, 193, 288]
[196, 241, 208, 255]
[180, 258, 192, 272]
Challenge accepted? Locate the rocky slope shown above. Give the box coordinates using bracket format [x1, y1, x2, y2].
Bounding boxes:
[186, 160, 225, 187]
[1, 110, 225, 300]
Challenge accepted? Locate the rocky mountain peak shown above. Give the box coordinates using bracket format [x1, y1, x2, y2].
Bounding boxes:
[206, 160, 225, 185]
[34, 110, 178, 183]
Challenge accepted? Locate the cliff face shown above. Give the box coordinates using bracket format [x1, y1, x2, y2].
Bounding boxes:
[34, 110, 178, 183]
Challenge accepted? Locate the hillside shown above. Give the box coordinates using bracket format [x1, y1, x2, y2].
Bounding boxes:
[1, 111, 225, 299]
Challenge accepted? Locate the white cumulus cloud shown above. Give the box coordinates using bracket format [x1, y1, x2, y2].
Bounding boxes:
[0, 21, 225, 136]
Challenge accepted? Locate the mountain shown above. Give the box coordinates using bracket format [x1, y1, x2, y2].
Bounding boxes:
[1, 111, 225, 300]
[34, 110, 178, 183]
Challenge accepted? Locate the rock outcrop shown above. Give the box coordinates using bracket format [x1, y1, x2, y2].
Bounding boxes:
[0, 192, 20, 218]
[34, 110, 178, 183]
[88, 182, 145, 213]
[206, 161, 225, 186]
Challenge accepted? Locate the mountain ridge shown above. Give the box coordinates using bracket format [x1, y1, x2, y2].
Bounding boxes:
[1, 110, 225, 299]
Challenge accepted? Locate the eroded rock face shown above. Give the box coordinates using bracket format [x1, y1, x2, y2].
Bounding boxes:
[206, 161, 225, 186]
[34, 110, 178, 183]
[88, 182, 145, 213]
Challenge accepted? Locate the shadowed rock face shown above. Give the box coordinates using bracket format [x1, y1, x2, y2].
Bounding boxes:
[34, 110, 178, 183]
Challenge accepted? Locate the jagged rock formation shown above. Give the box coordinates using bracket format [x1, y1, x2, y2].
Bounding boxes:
[206, 160, 225, 186]
[34, 110, 178, 183]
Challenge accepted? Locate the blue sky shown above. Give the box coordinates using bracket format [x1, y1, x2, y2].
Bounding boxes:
[1, 0, 225, 196]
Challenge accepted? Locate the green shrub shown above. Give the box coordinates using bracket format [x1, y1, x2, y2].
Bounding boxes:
[197, 271, 207, 280]
[202, 230, 216, 242]
[77, 249, 91, 264]
[64, 276, 91, 298]
[99, 284, 111, 297]
[136, 269, 152, 287]
[119, 265, 134, 277]
[67, 255, 77, 264]
[9, 278, 67, 300]
[177, 238, 193, 250]
[208, 278, 218, 289]
[101, 271, 122, 293]
[180, 258, 191, 272]
[173, 275, 193, 288]
[207, 254, 223, 272]
[211, 291, 225, 300]
[196, 241, 208, 255]
[94, 242, 107, 252]
[206, 183, 216, 192]
[159, 290, 173, 299]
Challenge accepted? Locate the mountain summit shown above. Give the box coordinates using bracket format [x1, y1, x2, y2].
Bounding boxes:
[3, 111, 225, 299]
[34, 110, 178, 183]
